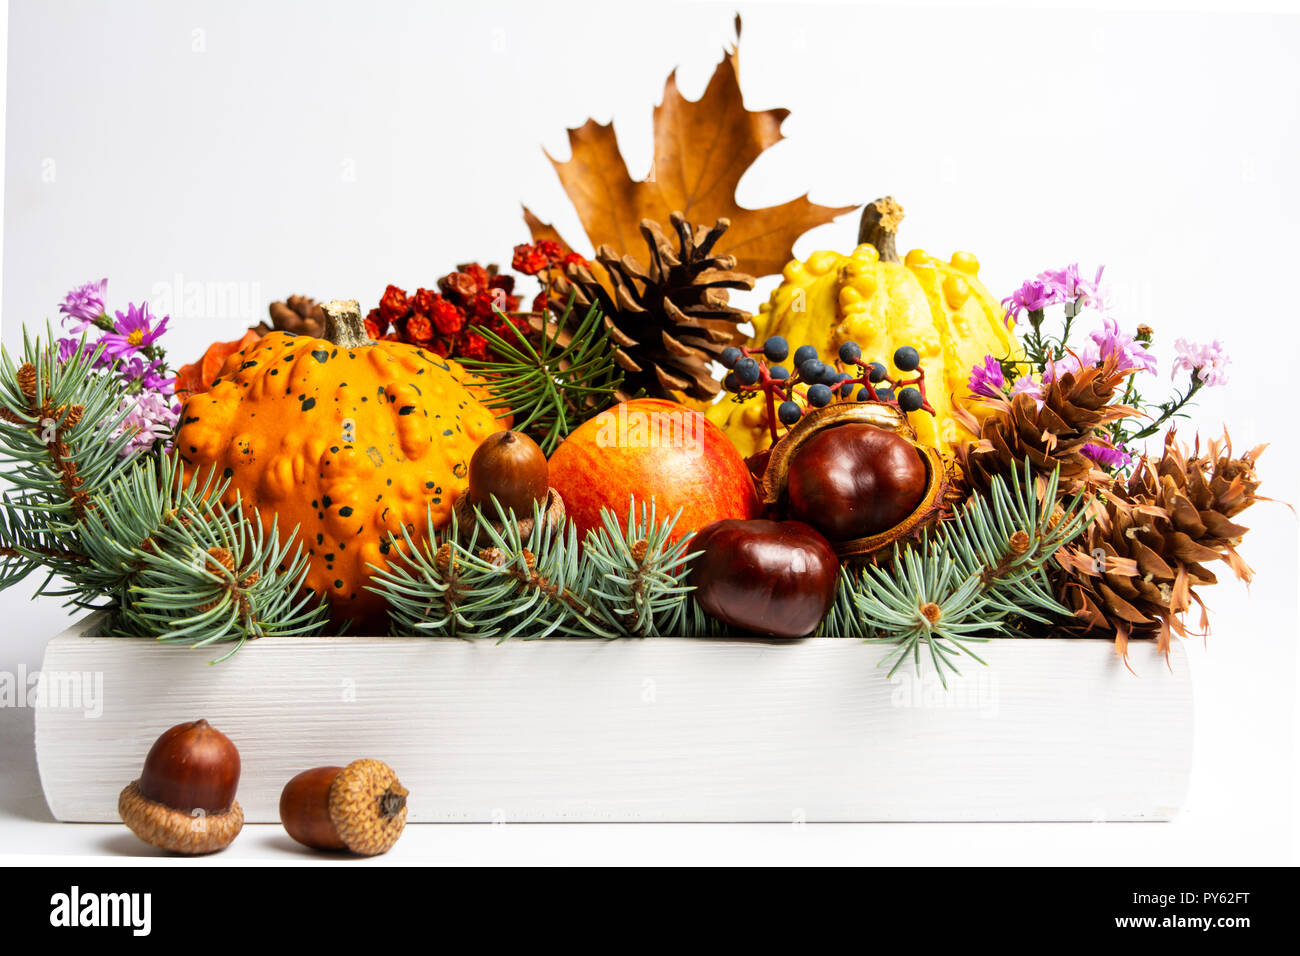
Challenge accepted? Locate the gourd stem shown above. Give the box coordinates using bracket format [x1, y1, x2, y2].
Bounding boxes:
[857, 196, 904, 264]
[320, 299, 374, 348]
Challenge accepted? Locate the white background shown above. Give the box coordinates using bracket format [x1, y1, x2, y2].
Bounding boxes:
[1, 0, 1297, 864]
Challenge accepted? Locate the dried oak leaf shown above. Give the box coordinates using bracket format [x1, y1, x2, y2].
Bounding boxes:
[523, 19, 854, 279]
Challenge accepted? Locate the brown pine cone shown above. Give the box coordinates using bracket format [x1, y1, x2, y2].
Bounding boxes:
[956, 353, 1140, 497]
[546, 213, 754, 402]
[258, 295, 325, 338]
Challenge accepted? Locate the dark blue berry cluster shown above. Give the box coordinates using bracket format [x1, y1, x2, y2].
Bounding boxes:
[720, 337, 934, 443]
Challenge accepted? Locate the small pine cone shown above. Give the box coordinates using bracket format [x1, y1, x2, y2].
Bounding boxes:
[260, 296, 326, 338]
[957, 354, 1140, 497]
[16, 363, 38, 401]
[205, 546, 236, 574]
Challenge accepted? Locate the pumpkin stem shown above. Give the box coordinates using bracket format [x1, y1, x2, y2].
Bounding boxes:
[321, 299, 374, 348]
[858, 196, 904, 264]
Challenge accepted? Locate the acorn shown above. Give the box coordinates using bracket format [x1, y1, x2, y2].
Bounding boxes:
[761, 402, 948, 560]
[279, 759, 409, 856]
[117, 719, 244, 855]
[454, 430, 565, 541]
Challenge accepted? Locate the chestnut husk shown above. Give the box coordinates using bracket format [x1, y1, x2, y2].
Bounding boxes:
[760, 402, 950, 561]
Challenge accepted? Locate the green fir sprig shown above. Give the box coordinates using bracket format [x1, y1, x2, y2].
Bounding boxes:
[459, 296, 624, 453]
[584, 498, 702, 636]
[1, 327, 329, 652]
[0, 325, 137, 592]
[822, 462, 1090, 684]
[371, 495, 709, 638]
[107, 465, 328, 659]
[55, 453, 226, 605]
[389, 497, 608, 639]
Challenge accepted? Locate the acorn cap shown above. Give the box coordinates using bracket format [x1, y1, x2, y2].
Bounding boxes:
[453, 486, 566, 546]
[327, 759, 409, 856]
[118, 779, 243, 855]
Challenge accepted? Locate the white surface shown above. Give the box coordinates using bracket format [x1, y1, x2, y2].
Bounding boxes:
[1, 0, 1298, 861]
[36, 617, 1192, 823]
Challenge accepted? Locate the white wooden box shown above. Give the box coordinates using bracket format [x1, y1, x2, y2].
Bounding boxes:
[34, 614, 1192, 823]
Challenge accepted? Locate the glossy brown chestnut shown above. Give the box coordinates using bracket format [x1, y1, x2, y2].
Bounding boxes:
[138, 718, 240, 813]
[689, 519, 839, 638]
[468, 430, 549, 515]
[785, 423, 926, 541]
[280, 766, 348, 851]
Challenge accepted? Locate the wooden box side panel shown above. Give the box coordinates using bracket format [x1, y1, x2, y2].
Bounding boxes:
[35, 623, 1192, 823]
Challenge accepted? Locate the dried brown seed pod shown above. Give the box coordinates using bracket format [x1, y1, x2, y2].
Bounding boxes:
[280, 759, 409, 856]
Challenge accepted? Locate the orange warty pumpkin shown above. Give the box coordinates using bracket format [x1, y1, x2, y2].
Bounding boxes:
[174, 329, 262, 401]
[176, 300, 506, 627]
[177, 328, 509, 422]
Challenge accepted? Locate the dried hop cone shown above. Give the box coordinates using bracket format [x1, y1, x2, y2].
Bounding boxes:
[547, 213, 755, 402]
[1054, 430, 1267, 660]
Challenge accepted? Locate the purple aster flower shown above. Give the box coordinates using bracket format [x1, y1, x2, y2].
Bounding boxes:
[1081, 442, 1133, 470]
[1039, 264, 1110, 313]
[967, 355, 1006, 399]
[1087, 317, 1157, 376]
[1171, 338, 1230, 387]
[118, 356, 175, 393]
[1041, 319, 1156, 385]
[1041, 350, 1084, 384]
[58, 278, 108, 329]
[101, 302, 169, 360]
[58, 336, 94, 364]
[111, 391, 179, 457]
[1009, 374, 1044, 403]
[1001, 279, 1062, 323]
[57, 335, 118, 371]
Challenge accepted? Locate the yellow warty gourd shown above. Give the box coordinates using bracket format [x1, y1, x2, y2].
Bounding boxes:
[707, 197, 1023, 459]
